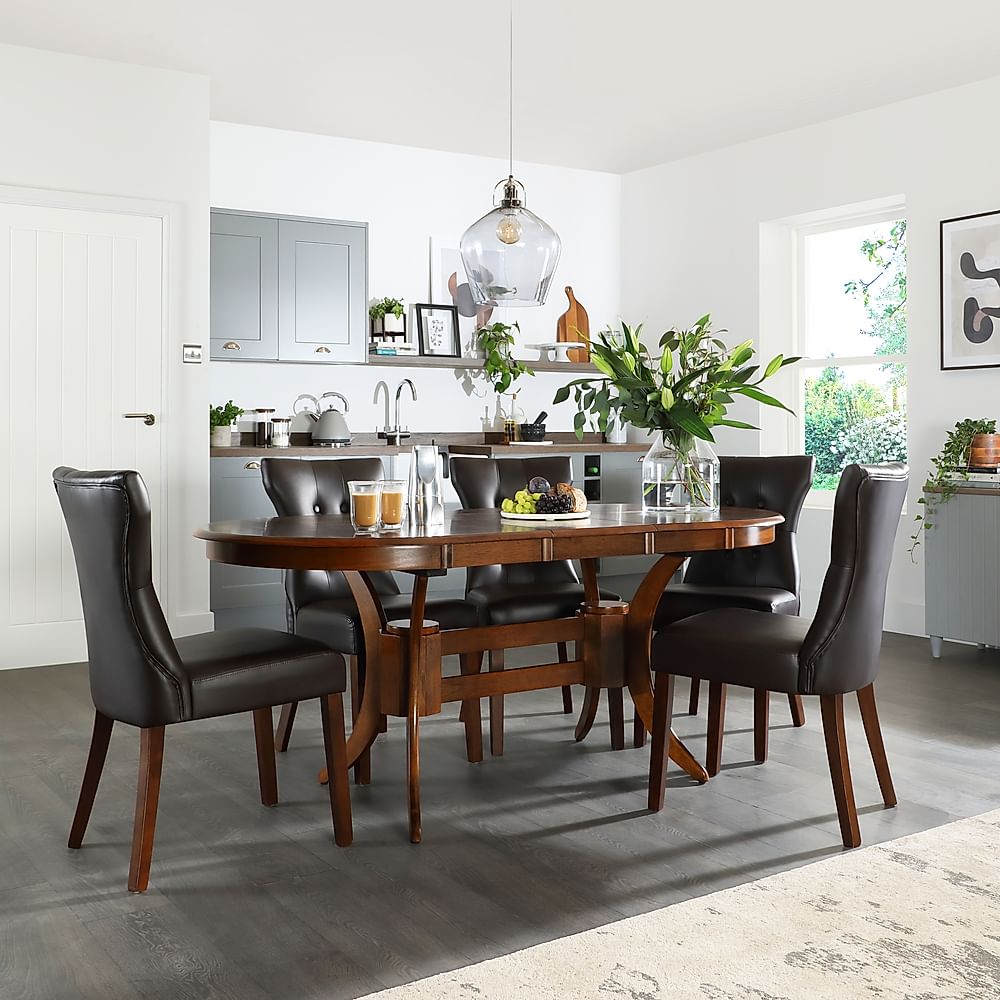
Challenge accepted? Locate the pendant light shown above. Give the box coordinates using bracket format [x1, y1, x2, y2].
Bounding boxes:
[460, 0, 562, 307]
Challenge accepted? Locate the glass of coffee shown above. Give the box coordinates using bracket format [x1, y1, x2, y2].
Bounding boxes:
[348, 481, 381, 532]
[380, 479, 406, 530]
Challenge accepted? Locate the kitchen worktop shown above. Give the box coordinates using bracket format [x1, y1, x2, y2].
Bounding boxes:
[211, 433, 649, 459]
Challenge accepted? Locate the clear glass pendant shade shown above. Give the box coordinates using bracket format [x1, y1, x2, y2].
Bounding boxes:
[460, 176, 562, 307]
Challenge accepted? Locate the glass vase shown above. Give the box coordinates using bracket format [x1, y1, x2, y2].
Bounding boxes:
[641, 432, 720, 512]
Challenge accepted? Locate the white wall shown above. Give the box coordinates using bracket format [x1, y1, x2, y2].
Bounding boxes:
[621, 75, 1000, 636]
[209, 122, 622, 433]
[0, 44, 212, 639]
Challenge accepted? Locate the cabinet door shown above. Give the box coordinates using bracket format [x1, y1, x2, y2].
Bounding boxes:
[210, 213, 278, 360]
[210, 458, 286, 609]
[278, 219, 367, 363]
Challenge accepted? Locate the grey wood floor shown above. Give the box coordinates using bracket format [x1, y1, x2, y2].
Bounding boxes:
[1, 632, 998, 1000]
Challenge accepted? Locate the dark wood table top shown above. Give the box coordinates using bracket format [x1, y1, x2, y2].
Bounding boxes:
[196, 504, 783, 573]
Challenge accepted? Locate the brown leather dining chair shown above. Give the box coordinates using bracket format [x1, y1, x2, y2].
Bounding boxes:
[652, 455, 814, 768]
[261, 458, 482, 776]
[450, 456, 621, 755]
[647, 463, 907, 848]
[53, 468, 352, 893]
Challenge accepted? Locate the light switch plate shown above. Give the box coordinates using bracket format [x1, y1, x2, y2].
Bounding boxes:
[183, 344, 203, 364]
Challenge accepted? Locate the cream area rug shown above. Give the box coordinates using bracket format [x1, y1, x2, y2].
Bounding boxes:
[362, 810, 1000, 999]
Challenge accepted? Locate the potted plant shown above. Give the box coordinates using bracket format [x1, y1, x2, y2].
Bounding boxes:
[553, 315, 798, 511]
[369, 297, 406, 338]
[209, 400, 243, 447]
[477, 321, 535, 435]
[911, 417, 996, 558]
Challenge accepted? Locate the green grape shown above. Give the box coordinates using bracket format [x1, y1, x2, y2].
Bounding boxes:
[501, 498, 514, 513]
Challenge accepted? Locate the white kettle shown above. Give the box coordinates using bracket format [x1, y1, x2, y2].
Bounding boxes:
[313, 392, 351, 447]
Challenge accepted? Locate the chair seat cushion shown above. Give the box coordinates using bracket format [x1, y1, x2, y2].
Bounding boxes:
[654, 583, 798, 630]
[466, 582, 621, 626]
[652, 607, 811, 694]
[295, 594, 479, 655]
[174, 628, 346, 721]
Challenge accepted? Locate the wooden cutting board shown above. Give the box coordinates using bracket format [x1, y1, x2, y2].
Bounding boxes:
[556, 286, 590, 362]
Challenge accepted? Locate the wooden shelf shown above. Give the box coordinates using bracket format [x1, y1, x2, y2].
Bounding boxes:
[365, 355, 598, 374]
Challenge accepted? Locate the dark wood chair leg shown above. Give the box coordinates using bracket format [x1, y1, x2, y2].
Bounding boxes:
[753, 689, 769, 764]
[647, 673, 675, 811]
[459, 651, 484, 763]
[857, 684, 896, 807]
[789, 693, 806, 727]
[349, 655, 372, 786]
[320, 693, 353, 847]
[820, 693, 861, 848]
[688, 677, 701, 716]
[488, 649, 505, 757]
[275, 703, 297, 753]
[68, 711, 114, 849]
[574, 686, 600, 742]
[128, 726, 164, 893]
[557, 642, 573, 713]
[252, 708, 278, 806]
[706, 681, 726, 777]
[608, 687, 625, 751]
[633, 709, 646, 748]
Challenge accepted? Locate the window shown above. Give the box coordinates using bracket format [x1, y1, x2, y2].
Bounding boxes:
[796, 214, 907, 497]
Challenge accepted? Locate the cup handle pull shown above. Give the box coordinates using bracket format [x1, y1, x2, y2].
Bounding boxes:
[222, 341, 241, 351]
[244, 461, 261, 471]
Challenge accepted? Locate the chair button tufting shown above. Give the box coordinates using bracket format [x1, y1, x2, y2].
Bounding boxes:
[314, 504, 321, 513]
[340, 502, 349, 514]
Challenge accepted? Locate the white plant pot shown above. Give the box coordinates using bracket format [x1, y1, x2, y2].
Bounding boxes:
[211, 425, 233, 447]
[382, 313, 405, 334]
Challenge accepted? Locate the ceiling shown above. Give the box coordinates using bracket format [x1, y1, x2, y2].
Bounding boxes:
[3, 1, 999, 173]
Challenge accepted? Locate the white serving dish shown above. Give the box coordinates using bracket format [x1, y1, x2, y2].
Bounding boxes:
[500, 510, 591, 521]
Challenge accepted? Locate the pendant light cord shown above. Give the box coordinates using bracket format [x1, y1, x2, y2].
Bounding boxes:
[508, 0, 513, 177]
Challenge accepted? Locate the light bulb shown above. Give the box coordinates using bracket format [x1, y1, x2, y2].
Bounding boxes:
[496, 212, 522, 245]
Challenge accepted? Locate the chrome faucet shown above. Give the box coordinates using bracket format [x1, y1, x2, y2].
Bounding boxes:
[373, 381, 391, 436]
[377, 378, 417, 445]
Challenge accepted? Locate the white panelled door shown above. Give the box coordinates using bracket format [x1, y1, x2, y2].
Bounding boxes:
[0, 203, 163, 668]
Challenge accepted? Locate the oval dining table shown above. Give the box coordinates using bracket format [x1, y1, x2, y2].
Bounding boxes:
[196, 502, 783, 843]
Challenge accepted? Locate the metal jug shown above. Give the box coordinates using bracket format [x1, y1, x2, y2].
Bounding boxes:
[408, 445, 445, 527]
[313, 392, 352, 447]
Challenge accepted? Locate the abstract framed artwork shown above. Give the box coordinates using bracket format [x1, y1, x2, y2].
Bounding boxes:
[415, 303, 460, 358]
[429, 237, 494, 356]
[941, 209, 1000, 370]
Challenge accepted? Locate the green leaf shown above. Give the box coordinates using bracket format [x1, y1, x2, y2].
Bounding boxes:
[735, 385, 793, 412]
[553, 385, 571, 405]
[714, 418, 758, 430]
[763, 354, 784, 378]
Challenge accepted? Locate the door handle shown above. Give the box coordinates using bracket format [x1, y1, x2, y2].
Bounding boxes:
[222, 341, 241, 351]
[315, 346, 331, 354]
[124, 413, 156, 426]
[244, 461, 261, 471]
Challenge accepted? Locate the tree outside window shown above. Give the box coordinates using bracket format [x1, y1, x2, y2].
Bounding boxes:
[800, 218, 907, 491]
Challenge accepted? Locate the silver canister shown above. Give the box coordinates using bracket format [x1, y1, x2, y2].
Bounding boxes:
[407, 445, 445, 527]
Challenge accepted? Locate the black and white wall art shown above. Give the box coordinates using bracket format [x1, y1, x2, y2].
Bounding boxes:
[941, 209, 1000, 370]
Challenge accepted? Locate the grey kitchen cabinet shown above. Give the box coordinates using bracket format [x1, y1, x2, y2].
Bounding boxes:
[210, 212, 279, 361]
[924, 489, 1000, 656]
[278, 218, 367, 364]
[210, 210, 367, 364]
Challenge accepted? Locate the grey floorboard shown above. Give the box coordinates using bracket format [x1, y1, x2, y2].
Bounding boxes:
[0, 634, 998, 998]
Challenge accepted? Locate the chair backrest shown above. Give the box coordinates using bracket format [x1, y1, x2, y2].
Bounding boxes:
[450, 456, 579, 590]
[683, 455, 815, 610]
[260, 458, 400, 621]
[799, 463, 908, 695]
[52, 467, 187, 727]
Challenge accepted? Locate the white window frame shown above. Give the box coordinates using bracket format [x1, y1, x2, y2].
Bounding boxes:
[792, 207, 908, 508]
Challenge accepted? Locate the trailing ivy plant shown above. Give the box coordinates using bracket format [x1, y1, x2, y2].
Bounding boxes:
[209, 400, 243, 428]
[477, 321, 534, 395]
[368, 297, 405, 321]
[910, 417, 997, 559]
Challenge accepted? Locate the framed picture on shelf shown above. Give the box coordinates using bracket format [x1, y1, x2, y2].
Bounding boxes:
[941, 209, 1000, 370]
[415, 303, 461, 358]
